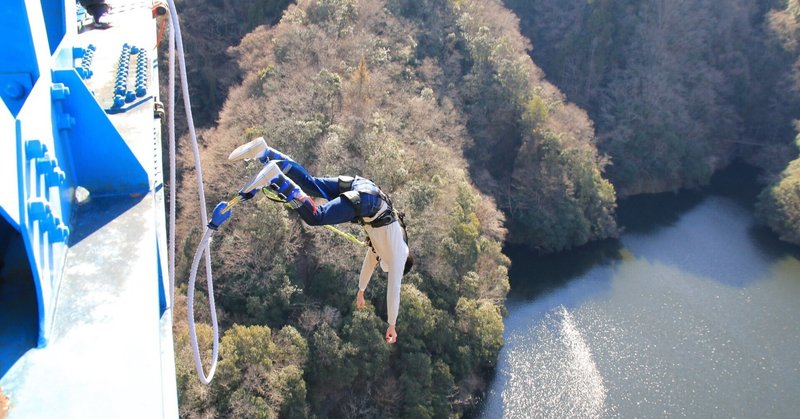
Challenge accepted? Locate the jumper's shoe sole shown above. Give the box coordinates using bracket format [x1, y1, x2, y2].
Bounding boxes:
[228, 137, 268, 161]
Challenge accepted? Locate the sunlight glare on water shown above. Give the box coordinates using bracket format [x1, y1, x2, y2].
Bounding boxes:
[503, 306, 609, 418]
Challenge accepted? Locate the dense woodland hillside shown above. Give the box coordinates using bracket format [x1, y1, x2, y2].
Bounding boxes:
[168, 0, 800, 417]
[505, 0, 800, 243]
[170, 0, 292, 126]
[426, 0, 619, 252]
[757, 1, 800, 244]
[505, 0, 799, 194]
[173, 0, 515, 416]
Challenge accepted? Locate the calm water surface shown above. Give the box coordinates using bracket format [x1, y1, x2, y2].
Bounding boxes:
[479, 171, 800, 417]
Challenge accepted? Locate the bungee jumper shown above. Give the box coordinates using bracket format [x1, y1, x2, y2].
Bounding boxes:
[210, 137, 413, 344]
[78, 0, 112, 29]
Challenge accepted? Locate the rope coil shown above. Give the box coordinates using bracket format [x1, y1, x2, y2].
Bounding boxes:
[165, 0, 219, 384]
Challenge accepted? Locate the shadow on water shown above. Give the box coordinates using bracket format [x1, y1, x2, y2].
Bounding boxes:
[705, 159, 764, 206]
[616, 160, 764, 235]
[749, 224, 800, 260]
[721, 161, 800, 261]
[615, 191, 704, 235]
[501, 159, 782, 309]
[503, 238, 623, 302]
[616, 161, 794, 287]
[505, 160, 769, 299]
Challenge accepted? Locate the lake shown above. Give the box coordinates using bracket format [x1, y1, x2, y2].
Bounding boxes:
[478, 164, 800, 417]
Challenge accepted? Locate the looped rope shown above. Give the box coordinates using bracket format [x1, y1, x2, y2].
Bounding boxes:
[186, 228, 219, 383]
[165, 0, 219, 384]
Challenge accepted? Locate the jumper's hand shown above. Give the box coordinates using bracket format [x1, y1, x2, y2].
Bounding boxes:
[385, 324, 397, 344]
[207, 201, 231, 230]
[356, 290, 366, 309]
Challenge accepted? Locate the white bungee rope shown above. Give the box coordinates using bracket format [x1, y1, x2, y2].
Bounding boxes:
[186, 227, 218, 382]
[165, 0, 220, 384]
[167, 0, 176, 313]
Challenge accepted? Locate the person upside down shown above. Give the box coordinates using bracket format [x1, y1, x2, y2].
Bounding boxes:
[209, 138, 412, 344]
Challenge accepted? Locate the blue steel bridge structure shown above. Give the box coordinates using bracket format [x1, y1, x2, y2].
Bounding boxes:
[0, 1, 178, 417]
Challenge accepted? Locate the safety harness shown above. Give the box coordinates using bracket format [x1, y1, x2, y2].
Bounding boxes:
[338, 175, 399, 228]
[337, 176, 410, 263]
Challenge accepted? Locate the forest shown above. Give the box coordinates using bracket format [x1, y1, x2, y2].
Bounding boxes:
[505, 0, 800, 242]
[168, 0, 800, 417]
